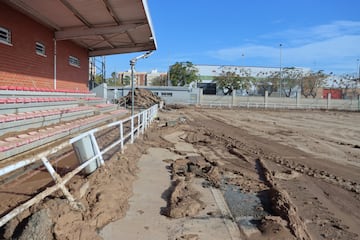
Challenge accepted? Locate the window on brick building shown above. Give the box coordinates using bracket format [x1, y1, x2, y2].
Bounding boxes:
[0, 27, 11, 45]
[35, 42, 46, 56]
[69, 56, 80, 68]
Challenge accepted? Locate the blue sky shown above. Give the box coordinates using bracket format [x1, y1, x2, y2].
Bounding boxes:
[105, 0, 360, 77]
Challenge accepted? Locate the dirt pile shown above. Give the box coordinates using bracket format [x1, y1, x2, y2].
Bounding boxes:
[161, 154, 222, 219]
[171, 156, 220, 187]
[164, 179, 205, 218]
[119, 88, 163, 108]
[16, 209, 53, 240]
[3, 144, 144, 240]
[258, 158, 312, 240]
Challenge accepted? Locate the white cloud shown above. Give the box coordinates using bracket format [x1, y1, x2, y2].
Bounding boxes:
[208, 21, 360, 74]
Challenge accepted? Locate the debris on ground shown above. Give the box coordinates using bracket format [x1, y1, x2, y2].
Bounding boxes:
[117, 88, 163, 109]
[163, 178, 205, 219]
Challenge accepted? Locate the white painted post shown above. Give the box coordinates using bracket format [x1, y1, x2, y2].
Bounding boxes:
[198, 88, 203, 105]
[296, 90, 301, 108]
[327, 93, 331, 109]
[232, 90, 236, 107]
[137, 114, 140, 137]
[145, 110, 148, 129]
[131, 116, 134, 143]
[41, 157, 76, 202]
[89, 133, 104, 165]
[264, 91, 268, 109]
[141, 112, 145, 134]
[41, 157, 84, 211]
[120, 121, 124, 153]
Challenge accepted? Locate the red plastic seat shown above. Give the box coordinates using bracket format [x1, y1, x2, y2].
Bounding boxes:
[24, 112, 36, 119]
[16, 113, 27, 121]
[28, 134, 40, 143]
[16, 98, 24, 103]
[0, 141, 13, 152]
[6, 98, 17, 104]
[4, 114, 17, 122]
[23, 98, 32, 103]
[16, 135, 30, 147]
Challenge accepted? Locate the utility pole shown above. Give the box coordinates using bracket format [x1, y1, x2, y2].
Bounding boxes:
[357, 59, 359, 85]
[130, 51, 154, 115]
[279, 43, 282, 98]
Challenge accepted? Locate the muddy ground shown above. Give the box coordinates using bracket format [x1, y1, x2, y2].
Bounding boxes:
[1, 105, 360, 240]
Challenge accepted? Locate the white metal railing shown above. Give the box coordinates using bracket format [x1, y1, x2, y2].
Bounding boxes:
[0, 104, 159, 228]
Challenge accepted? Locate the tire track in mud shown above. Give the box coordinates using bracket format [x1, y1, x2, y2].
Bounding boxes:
[189, 109, 360, 196]
[181, 108, 360, 239]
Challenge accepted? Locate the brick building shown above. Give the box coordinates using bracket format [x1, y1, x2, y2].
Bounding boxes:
[118, 69, 167, 86]
[0, 1, 156, 91]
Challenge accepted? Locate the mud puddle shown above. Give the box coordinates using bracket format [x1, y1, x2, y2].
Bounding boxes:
[222, 182, 271, 235]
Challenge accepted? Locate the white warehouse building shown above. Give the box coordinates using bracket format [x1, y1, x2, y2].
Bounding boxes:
[194, 64, 310, 95]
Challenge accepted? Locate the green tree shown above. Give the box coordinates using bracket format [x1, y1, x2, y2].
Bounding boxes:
[337, 74, 357, 99]
[151, 76, 167, 86]
[300, 70, 327, 98]
[256, 71, 279, 96]
[94, 74, 104, 85]
[213, 67, 253, 95]
[122, 76, 131, 86]
[169, 61, 199, 86]
[107, 72, 119, 86]
[281, 67, 303, 97]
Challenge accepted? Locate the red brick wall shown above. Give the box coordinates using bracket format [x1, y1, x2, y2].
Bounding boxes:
[323, 89, 342, 99]
[0, 3, 89, 91]
[56, 40, 89, 91]
[136, 73, 146, 86]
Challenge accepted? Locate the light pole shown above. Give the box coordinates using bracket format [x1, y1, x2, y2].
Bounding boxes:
[130, 51, 154, 116]
[357, 59, 360, 85]
[357, 59, 360, 102]
[279, 43, 282, 98]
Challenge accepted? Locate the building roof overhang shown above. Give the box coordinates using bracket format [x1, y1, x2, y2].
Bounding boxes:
[5, 0, 157, 56]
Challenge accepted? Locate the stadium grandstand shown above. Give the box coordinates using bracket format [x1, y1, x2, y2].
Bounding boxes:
[0, 0, 157, 231]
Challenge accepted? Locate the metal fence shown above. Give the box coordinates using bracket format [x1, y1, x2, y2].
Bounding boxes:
[0, 104, 159, 227]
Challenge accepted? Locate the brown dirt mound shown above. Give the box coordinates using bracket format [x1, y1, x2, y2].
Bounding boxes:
[163, 179, 205, 219]
[3, 144, 143, 240]
[258, 158, 312, 240]
[118, 88, 163, 108]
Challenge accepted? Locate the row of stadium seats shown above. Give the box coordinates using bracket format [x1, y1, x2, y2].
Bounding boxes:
[0, 115, 106, 153]
[0, 85, 90, 94]
[0, 97, 78, 104]
[0, 85, 130, 161]
[0, 106, 94, 123]
[0, 109, 128, 160]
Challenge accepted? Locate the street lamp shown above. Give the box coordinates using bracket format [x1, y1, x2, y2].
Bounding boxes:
[357, 59, 360, 84]
[279, 43, 282, 97]
[130, 51, 154, 115]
